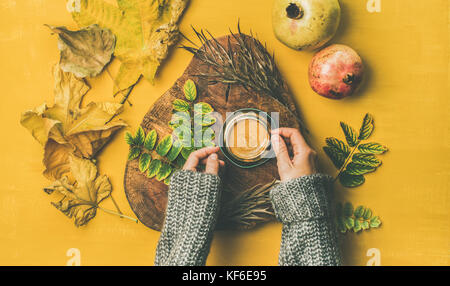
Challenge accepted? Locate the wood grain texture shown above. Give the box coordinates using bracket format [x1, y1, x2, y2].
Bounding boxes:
[124, 34, 301, 231]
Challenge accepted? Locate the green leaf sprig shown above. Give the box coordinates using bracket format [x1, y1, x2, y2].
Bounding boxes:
[125, 80, 216, 184]
[126, 126, 175, 184]
[336, 202, 382, 233]
[323, 113, 388, 188]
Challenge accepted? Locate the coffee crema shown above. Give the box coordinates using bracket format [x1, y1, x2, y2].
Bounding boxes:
[226, 117, 270, 162]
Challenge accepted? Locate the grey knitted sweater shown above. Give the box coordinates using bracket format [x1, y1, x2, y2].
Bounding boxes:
[154, 170, 341, 266]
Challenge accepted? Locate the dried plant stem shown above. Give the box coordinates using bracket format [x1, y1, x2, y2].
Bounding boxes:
[104, 83, 136, 125]
[110, 194, 123, 215]
[97, 206, 138, 223]
[106, 66, 133, 107]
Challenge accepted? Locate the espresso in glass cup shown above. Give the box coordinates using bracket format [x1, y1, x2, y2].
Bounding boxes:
[220, 109, 274, 168]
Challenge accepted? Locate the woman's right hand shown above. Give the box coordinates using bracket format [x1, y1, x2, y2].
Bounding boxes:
[271, 128, 318, 182]
[183, 146, 225, 175]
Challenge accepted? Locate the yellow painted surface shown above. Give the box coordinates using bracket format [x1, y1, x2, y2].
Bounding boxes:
[0, 0, 448, 266]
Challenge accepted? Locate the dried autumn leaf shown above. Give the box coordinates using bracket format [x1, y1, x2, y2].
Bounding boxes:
[44, 155, 112, 227]
[46, 24, 115, 78]
[71, 0, 189, 94]
[20, 65, 126, 181]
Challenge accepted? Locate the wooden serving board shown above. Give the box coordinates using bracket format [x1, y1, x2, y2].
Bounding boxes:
[124, 34, 301, 231]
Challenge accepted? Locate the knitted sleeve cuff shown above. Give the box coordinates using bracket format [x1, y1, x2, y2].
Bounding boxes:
[155, 170, 222, 266]
[166, 170, 221, 228]
[269, 173, 333, 224]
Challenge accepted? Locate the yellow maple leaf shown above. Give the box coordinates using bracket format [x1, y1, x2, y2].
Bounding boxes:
[70, 0, 189, 94]
[44, 155, 112, 227]
[20, 65, 127, 181]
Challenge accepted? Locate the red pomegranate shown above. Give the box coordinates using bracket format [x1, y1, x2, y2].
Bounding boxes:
[308, 44, 364, 99]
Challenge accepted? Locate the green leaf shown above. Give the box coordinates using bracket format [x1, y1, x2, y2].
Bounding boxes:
[202, 140, 216, 147]
[193, 135, 203, 149]
[358, 143, 388, 154]
[134, 126, 145, 146]
[147, 159, 162, 178]
[325, 137, 350, 155]
[184, 79, 197, 101]
[353, 220, 362, 232]
[363, 208, 373, 220]
[339, 172, 365, 188]
[181, 148, 194, 160]
[203, 126, 216, 138]
[167, 140, 182, 162]
[173, 125, 192, 142]
[340, 122, 359, 147]
[174, 155, 186, 168]
[194, 113, 216, 126]
[194, 102, 213, 114]
[173, 99, 190, 112]
[370, 216, 382, 228]
[156, 163, 172, 181]
[344, 217, 355, 230]
[163, 175, 172, 186]
[352, 153, 382, 167]
[337, 216, 347, 233]
[125, 132, 134, 145]
[343, 202, 354, 217]
[323, 146, 347, 168]
[354, 206, 365, 218]
[182, 137, 194, 149]
[144, 130, 157, 151]
[361, 221, 370, 230]
[128, 147, 140, 161]
[170, 111, 191, 129]
[337, 203, 380, 234]
[359, 113, 374, 140]
[345, 162, 376, 175]
[172, 124, 192, 149]
[139, 153, 151, 172]
[155, 135, 173, 156]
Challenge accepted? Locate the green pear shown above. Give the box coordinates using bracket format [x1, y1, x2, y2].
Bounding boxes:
[272, 0, 341, 50]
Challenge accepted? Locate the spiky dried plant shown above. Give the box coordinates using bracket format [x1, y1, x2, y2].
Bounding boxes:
[218, 180, 279, 230]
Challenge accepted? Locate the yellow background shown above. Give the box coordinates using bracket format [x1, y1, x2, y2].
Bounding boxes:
[0, 0, 448, 266]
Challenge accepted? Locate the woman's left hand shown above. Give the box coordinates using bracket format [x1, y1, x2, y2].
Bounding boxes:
[183, 146, 225, 175]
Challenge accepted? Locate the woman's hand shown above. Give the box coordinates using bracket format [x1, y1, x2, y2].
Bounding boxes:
[271, 128, 318, 182]
[183, 146, 225, 175]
